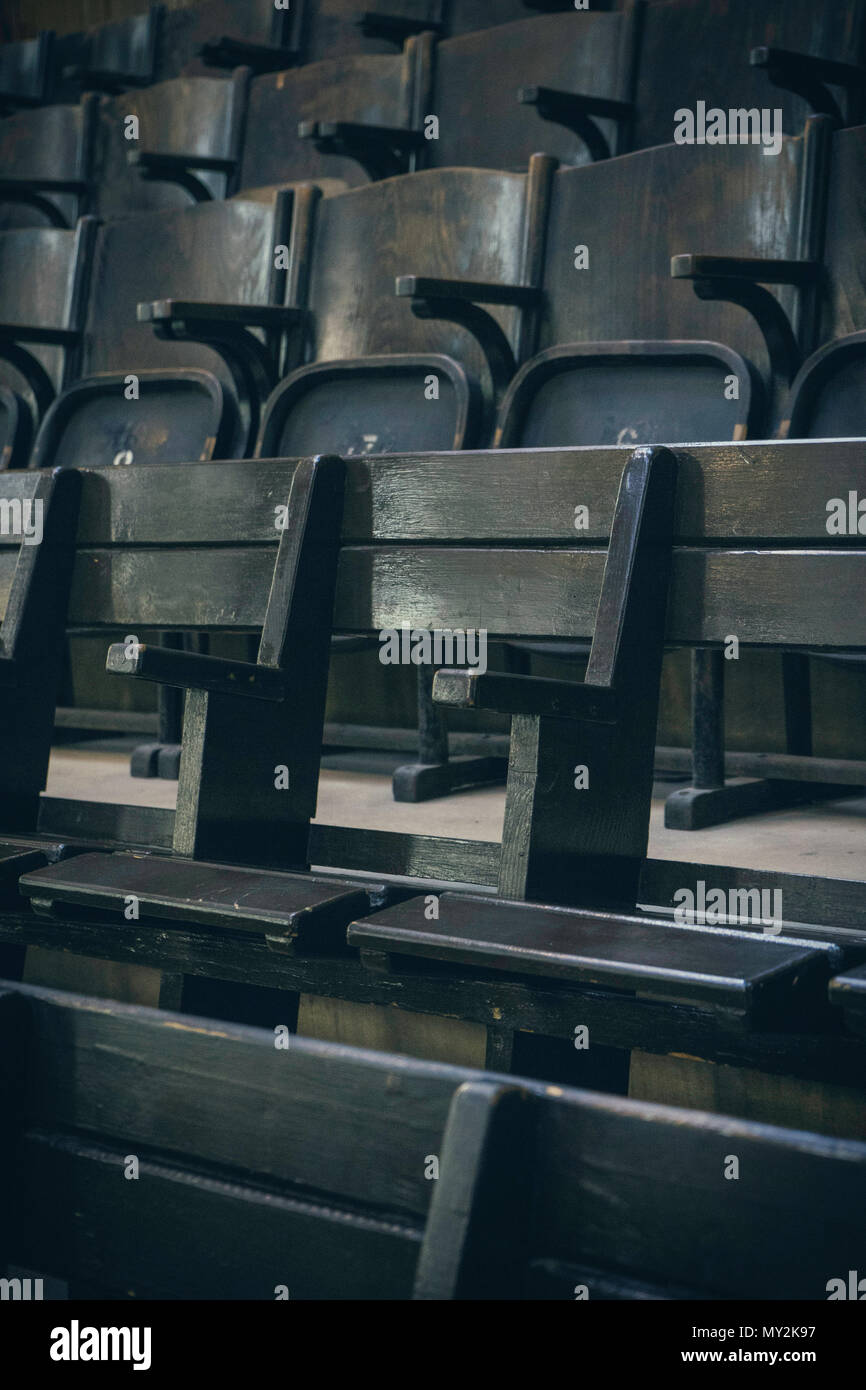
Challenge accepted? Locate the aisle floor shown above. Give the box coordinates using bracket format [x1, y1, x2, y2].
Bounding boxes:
[45, 743, 866, 882]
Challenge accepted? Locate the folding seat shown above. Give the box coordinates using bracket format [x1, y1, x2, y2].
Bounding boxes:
[30, 194, 295, 475]
[714, 123, 866, 821]
[157, 0, 300, 79]
[157, 0, 433, 78]
[91, 69, 251, 218]
[28, 194, 296, 781]
[0, 31, 56, 112]
[302, 8, 639, 179]
[61, 7, 163, 95]
[660, 118, 865, 828]
[292, 0, 544, 65]
[0, 97, 97, 231]
[633, 0, 866, 150]
[0, 217, 95, 470]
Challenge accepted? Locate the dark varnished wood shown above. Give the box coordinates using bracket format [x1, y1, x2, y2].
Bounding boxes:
[20, 850, 390, 955]
[5, 979, 866, 1300]
[347, 892, 838, 1022]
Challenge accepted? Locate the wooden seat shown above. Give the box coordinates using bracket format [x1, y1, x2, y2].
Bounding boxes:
[21, 850, 392, 956]
[261, 163, 551, 797]
[348, 892, 839, 1025]
[91, 70, 250, 218]
[0, 439, 863, 1094]
[30, 194, 295, 470]
[301, 9, 638, 180]
[242, 49, 418, 191]
[3, 977, 866, 1300]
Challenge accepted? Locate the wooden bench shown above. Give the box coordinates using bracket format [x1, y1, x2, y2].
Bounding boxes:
[3, 977, 865, 1300]
[0, 440, 863, 1110]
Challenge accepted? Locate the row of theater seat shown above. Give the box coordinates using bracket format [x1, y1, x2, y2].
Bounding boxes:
[0, 123, 864, 817]
[3, 2, 866, 231]
[3, 1, 866, 1304]
[0, 0, 547, 109]
[1, 441, 866, 1147]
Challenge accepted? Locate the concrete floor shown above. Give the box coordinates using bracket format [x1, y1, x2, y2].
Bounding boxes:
[45, 743, 866, 883]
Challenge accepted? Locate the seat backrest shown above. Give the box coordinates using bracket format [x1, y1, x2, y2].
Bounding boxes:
[239, 51, 414, 194]
[5, 977, 864, 1300]
[634, 0, 866, 150]
[535, 121, 830, 429]
[416, 1070, 866, 1299]
[75, 6, 162, 92]
[0, 99, 95, 232]
[93, 70, 249, 218]
[7, 439, 865, 871]
[0, 32, 54, 107]
[426, 9, 638, 171]
[158, 0, 300, 79]
[298, 0, 440, 63]
[296, 164, 551, 427]
[0, 218, 94, 432]
[61, 195, 290, 463]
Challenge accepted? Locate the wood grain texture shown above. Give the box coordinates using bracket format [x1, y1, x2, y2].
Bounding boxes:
[56, 441, 866, 544]
[347, 892, 837, 1020]
[34, 543, 866, 647]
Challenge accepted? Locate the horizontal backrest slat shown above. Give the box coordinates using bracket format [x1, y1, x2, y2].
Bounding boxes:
[33, 546, 866, 646]
[532, 1092, 866, 1299]
[10, 984, 469, 1218]
[2, 445, 866, 642]
[6, 443, 865, 545]
[14, 1133, 420, 1299]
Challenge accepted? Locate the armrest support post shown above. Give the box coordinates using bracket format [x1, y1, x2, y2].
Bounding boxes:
[298, 120, 425, 180]
[519, 85, 633, 162]
[671, 253, 819, 389]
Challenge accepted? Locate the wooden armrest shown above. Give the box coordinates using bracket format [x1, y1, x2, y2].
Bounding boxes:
[106, 642, 287, 702]
[395, 276, 540, 308]
[137, 300, 305, 330]
[671, 254, 818, 286]
[433, 669, 618, 724]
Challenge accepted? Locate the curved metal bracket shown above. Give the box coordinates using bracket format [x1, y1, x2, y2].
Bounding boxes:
[299, 121, 424, 181]
[518, 86, 631, 162]
[149, 317, 273, 455]
[0, 339, 57, 422]
[671, 254, 819, 390]
[751, 46, 865, 124]
[692, 279, 801, 387]
[395, 276, 541, 430]
[408, 297, 517, 401]
[0, 181, 79, 228]
[128, 150, 236, 204]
